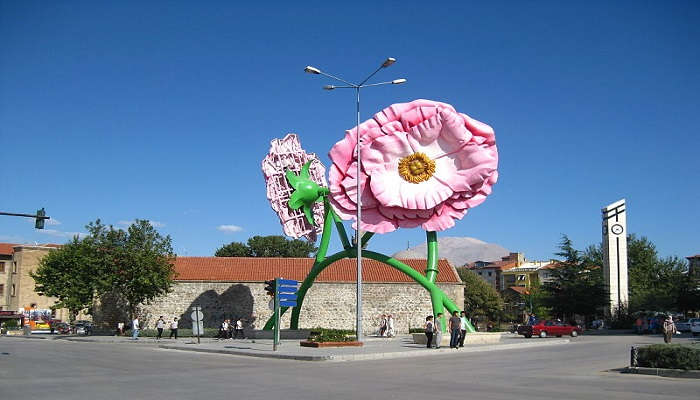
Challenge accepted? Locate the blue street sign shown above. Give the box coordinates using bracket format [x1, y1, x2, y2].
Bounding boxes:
[278, 279, 298, 288]
[279, 293, 297, 302]
[280, 300, 297, 307]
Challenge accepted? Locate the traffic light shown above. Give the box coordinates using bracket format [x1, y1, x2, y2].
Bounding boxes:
[35, 208, 46, 229]
[264, 279, 276, 296]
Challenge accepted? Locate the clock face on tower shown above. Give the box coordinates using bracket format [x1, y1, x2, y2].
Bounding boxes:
[611, 224, 624, 235]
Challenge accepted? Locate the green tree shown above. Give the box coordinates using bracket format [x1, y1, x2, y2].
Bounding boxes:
[215, 242, 251, 257]
[215, 235, 317, 258]
[542, 235, 607, 321]
[457, 268, 504, 321]
[86, 219, 177, 317]
[31, 237, 95, 322]
[584, 234, 688, 313]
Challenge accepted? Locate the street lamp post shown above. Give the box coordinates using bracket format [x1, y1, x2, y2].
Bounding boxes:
[304, 59, 406, 342]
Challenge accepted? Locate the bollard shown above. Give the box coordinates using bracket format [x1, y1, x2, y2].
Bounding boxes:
[630, 346, 638, 367]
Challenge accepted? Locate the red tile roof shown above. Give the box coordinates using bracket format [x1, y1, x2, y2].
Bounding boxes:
[173, 257, 461, 283]
[0, 243, 18, 256]
[0, 243, 61, 255]
[508, 286, 530, 295]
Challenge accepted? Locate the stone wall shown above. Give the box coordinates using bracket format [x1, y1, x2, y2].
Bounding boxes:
[136, 281, 463, 334]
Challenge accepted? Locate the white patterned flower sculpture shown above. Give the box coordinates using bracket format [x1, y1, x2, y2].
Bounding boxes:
[261, 134, 328, 241]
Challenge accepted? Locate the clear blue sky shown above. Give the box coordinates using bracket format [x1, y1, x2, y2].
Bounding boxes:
[1, 1, 698, 262]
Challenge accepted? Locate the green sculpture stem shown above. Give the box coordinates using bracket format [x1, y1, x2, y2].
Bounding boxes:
[262, 203, 475, 334]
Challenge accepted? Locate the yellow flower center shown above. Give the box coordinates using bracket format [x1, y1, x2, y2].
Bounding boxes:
[398, 153, 435, 184]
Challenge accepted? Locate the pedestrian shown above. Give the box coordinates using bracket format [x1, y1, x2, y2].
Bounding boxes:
[234, 318, 244, 339]
[386, 315, 395, 337]
[117, 321, 124, 336]
[218, 319, 229, 340]
[663, 315, 676, 344]
[156, 316, 165, 340]
[634, 317, 642, 334]
[131, 316, 140, 340]
[528, 313, 536, 326]
[227, 319, 234, 339]
[449, 311, 461, 349]
[424, 316, 435, 349]
[378, 314, 387, 337]
[641, 317, 649, 334]
[169, 317, 178, 339]
[434, 313, 443, 349]
[459, 311, 468, 348]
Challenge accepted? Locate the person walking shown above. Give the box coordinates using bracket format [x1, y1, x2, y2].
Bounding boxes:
[424, 316, 435, 349]
[434, 313, 443, 349]
[386, 315, 395, 337]
[378, 314, 387, 337]
[663, 316, 676, 344]
[156, 316, 165, 340]
[117, 321, 124, 336]
[234, 318, 244, 339]
[459, 311, 468, 347]
[449, 311, 461, 349]
[131, 317, 140, 340]
[169, 317, 178, 339]
[218, 320, 229, 340]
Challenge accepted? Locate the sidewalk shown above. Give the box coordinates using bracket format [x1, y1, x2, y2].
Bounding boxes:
[7, 333, 572, 361]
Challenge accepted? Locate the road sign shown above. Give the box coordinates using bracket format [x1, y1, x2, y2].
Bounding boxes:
[193, 321, 204, 336]
[278, 278, 298, 287]
[192, 306, 202, 311]
[190, 311, 204, 321]
[280, 300, 297, 307]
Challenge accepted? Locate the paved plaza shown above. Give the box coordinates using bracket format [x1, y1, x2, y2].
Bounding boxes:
[1, 333, 698, 400]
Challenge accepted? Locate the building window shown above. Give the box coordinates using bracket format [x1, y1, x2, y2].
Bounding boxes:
[517, 274, 526, 281]
[12, 262, 17, 273]
[11, 284, 16, 296]
[488, 272, 493, 277]
[478, 272, 482, 275]
[0, 262, 5, 273]
[0, 284, 3, 297]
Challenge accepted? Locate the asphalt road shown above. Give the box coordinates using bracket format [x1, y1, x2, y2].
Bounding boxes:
[1, 334, 697, 400]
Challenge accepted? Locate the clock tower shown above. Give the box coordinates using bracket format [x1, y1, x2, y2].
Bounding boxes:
[602, 199, 629, 317]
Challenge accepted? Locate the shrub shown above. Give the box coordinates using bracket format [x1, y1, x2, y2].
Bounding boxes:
[637, 344, 700, 370]
[306, 328, 356, 342]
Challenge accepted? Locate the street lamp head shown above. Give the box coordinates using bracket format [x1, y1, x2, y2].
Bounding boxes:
[392, 78, 407, 85]
[304, 66, 321, 74]
[381, 57, 396, 68]
[323, 85, 335, 90]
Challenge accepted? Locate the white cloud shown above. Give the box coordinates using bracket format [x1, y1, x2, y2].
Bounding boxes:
[217, 225, 243, 233]
[46, 218, 61, 226]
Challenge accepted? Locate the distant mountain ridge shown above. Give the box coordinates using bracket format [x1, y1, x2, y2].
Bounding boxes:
[392, 237, 510, 268]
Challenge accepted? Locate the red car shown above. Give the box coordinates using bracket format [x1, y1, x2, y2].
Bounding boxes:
[517, 320, 582, 338]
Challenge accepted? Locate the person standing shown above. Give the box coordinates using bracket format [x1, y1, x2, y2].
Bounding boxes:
[663, 316, 676, 344]
[117, 321, 124, 336]
[156, 316, 165, 340]
[459, 311, 468, 347]
[634, 317, 643, 334]
[131, 317, 140, 340]
[169, 317, 178, 339]
[424, 316, 435, 349]
[449, 311, 461, 349]
[434, 313, 443, 349]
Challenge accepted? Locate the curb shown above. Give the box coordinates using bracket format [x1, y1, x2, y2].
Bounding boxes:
[622, 366, 700, 379]
[159, 339, 570, 362]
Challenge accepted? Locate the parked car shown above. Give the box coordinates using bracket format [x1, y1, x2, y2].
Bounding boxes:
[675, 319, 691, 332]
[52, 322, 71, 334]
[517, 320, 582, 338]
[690, 318, 700, 336]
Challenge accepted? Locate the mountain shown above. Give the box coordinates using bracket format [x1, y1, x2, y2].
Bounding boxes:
[392, 237, 510, 267]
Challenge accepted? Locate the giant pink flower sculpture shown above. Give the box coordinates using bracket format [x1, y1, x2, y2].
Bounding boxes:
[328, 99, 498, 233]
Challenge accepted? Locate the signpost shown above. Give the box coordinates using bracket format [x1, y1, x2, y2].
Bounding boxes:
[191, 306, 203, 344]
[270, 278, 298, 351]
